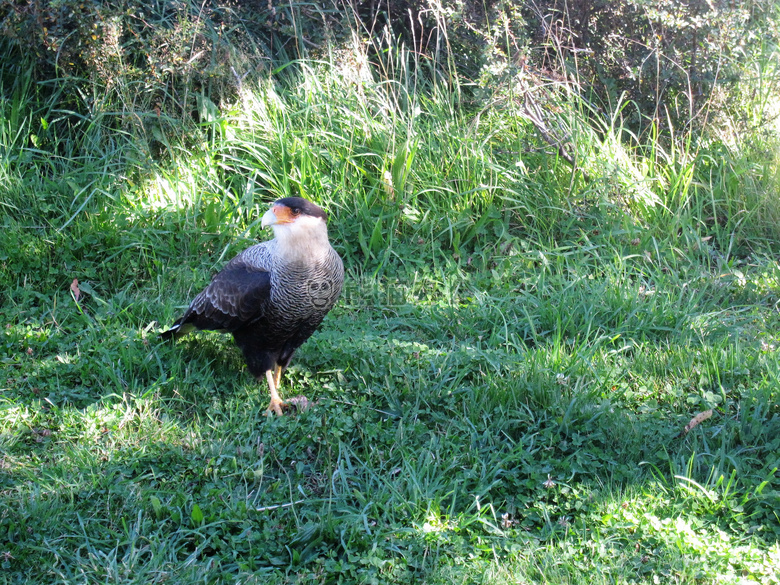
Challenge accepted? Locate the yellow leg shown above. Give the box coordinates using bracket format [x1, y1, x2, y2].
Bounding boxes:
[273, 364, 283, 389]
[264, 369, 287, 416]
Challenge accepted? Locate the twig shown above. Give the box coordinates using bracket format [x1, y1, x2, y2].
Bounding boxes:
[256, 500, 305, 512]
[522, 92, 580, 172]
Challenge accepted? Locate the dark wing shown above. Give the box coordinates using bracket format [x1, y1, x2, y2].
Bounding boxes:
[162, 247, 273, 338]
[184, 261, 271, 331]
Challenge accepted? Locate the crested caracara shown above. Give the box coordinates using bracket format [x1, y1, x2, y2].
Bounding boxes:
[161, 197, 344, 415]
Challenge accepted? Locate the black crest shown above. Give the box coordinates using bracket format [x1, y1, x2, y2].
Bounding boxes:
[274, 197, 328, 222]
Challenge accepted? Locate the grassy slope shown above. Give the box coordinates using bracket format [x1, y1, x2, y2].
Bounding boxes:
[2, 53, 780, 584]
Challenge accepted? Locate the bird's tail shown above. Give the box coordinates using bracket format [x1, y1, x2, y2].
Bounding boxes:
[159, 320, 195, 340]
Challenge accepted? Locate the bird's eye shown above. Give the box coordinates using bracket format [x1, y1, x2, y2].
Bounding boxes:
[291, 208, 302, 216]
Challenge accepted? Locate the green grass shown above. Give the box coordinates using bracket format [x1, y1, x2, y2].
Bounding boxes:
[2, 41, 780, 584]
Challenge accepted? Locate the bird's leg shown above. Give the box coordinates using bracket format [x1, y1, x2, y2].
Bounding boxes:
[273, 364, 283, 389]
[264, 369, 287, 416]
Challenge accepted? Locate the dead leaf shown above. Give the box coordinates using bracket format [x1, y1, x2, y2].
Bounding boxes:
[382, 170, 394, 198]
[683, 409, 713, 435]
[70, 279, 80, 302]
[286, 395, 312, 412]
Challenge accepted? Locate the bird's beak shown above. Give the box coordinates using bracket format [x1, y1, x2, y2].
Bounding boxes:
[261, 207, 278, 228]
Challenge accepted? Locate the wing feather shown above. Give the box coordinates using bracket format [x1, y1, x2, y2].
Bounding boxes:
[177, 244, 274, 333]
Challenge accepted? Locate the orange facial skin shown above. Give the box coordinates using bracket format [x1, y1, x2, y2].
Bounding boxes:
[271, 204, 300, 224]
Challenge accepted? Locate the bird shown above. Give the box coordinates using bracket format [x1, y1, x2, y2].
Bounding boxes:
[160, 197, 344, 415]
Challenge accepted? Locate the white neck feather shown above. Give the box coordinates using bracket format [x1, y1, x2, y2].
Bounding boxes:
[271, 216, 332, 264]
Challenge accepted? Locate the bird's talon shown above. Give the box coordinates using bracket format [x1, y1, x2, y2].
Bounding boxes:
[265, 399, 288, 416]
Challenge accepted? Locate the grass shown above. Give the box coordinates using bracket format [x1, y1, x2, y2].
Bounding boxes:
[2, 35, 780, 584]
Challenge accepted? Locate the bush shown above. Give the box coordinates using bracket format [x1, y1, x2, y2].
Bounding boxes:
[0, 0, 291, 155]
[520, 0, 780, 133]
[349, 1, 780, 136]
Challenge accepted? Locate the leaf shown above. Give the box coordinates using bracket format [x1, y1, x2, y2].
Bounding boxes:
[150, 496, 163, 518]
[369, 215, 384, 256]
[70, 279, 80, 302]
[391, 140, 416, 196]
[683, 410, 713, 435]
[357, 224, 370, 258]
[77, 281, 96, 297]
[204, 200, 220, 232]
[191, 504, 204, 525]
[198, 94, 219, 123]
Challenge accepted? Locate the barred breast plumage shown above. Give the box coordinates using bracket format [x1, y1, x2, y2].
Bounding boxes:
[161, 197, 344, 415]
